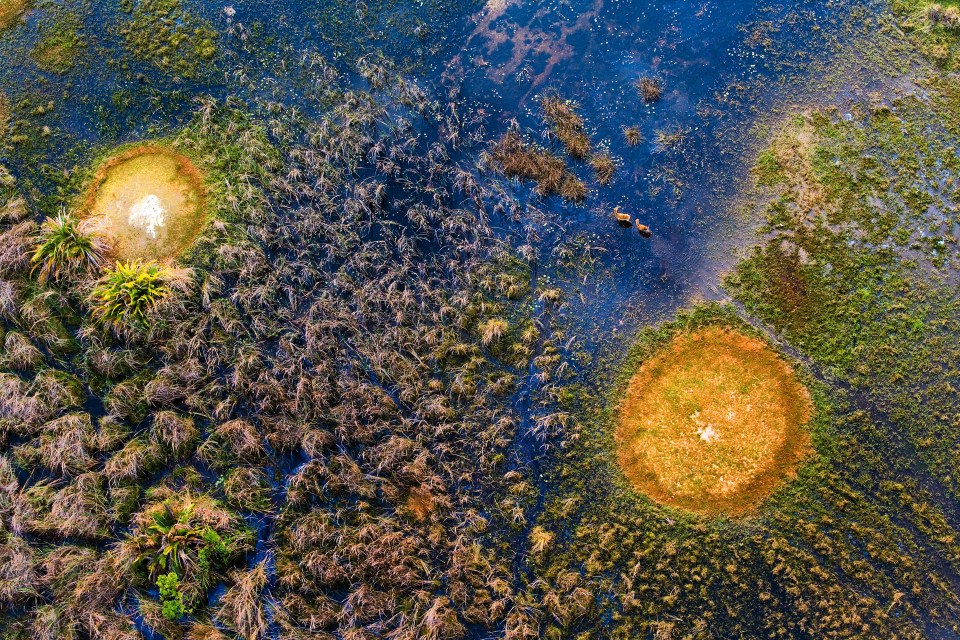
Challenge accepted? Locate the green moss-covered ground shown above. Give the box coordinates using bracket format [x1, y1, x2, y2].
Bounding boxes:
[118, 0, 218, 79]
[31, 12, 85, 74]
[515, 14, 960, 640]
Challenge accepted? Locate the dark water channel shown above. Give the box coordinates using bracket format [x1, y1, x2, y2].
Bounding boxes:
[0, 0, 891, 345]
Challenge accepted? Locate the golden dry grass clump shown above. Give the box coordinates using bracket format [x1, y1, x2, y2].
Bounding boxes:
[636, 76, 663, 103]
[491, 131, 587, 202]
[541, 96, 592, 160]
[0, 92, 9, 132]
[616, 326, 813, 516]
[404, 487, 436, 521]
[82, 145, 207, 263]
[0, 0, 27, 30]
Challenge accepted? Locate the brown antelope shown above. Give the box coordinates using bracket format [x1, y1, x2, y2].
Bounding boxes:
[614, 206, 632, 227]
[635, 220, 652, 238]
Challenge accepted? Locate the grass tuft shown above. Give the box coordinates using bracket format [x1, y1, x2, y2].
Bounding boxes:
[32, 211, 107, 284]
[88, 260, 178, 332]
[541, 96, 592, 160]
[490, 131, 586, 203]
[636, 76, 663, 103]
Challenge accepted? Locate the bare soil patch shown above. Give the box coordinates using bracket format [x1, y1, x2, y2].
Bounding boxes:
[82, 145, 207, 263]
[616, 326, 813, 516]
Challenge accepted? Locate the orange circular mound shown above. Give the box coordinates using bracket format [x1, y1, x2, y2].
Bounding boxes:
[616, 326, 813, 516]
[82, 145, 207, 263]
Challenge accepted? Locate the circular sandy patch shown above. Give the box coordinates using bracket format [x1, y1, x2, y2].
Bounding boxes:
[616, 326, 812, 516]
[82, 146, 207, 262]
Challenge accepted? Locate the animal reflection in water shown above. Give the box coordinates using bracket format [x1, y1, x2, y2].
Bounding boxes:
[613, 206, 651, 237]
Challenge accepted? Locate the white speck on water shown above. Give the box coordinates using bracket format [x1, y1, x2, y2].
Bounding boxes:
[128, 194, 166, 239]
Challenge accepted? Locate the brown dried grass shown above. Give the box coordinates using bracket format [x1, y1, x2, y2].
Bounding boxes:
[0, 0, 27, 30]
[590, 153, 616, 185]
[541, 96, 592, 160]
[636, 77, 662, 103]
[217, 560, 270, 640]
[490, 132, 586, 203]
[0, 91, 9, 133]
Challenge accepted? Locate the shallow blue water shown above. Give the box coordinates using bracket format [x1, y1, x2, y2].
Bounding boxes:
[0, 0, 875, 340]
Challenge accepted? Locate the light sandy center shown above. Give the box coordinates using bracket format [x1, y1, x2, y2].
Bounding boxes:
[83, 147, 206, 262]
[127, 194, 166, 240]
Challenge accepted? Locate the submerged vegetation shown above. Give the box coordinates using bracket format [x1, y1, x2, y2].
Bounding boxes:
[3, 0, 960, 637]
[0, 93, 8, 136]
[895, 0, 960, 67]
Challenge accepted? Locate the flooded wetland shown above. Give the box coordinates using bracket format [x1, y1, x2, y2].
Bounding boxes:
[2, 0, 960, 638]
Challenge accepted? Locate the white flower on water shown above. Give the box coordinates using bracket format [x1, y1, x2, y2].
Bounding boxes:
[128, 194, 166, 240]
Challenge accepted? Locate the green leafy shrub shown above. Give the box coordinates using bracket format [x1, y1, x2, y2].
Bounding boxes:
[128, 494, 251, 616]
[31, 212, 106, 283]
[89, 260, 171, 330]
[156, 571, 187, 620]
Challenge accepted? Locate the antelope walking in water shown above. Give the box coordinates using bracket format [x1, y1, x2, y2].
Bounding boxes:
[613, 206, 652, 237]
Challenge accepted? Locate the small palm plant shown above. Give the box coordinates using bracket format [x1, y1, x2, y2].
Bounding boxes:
[31, 210, 107, 283]
[140, 500, 208, 580]
[90, 260, 171, 331]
